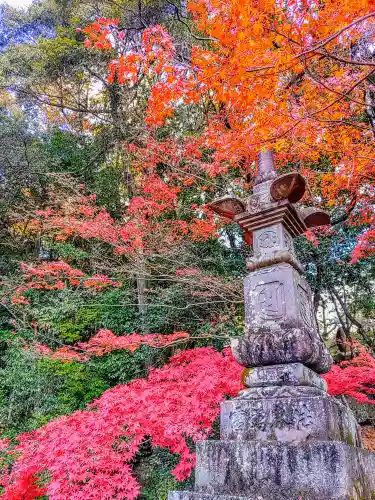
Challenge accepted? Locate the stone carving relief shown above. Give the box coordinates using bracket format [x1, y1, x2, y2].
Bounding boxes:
[273, 401, 314, 431]
[230, 408, 248, 433]
[280, 401, 313, 430]
[233, 399, 315, 431]
[298, 284, 314, 328]
[247, 194, 261, 212]
[230, 401, 268, 433]
[257, 230, 279, 249]
[233, 324, 333, 373]
[246, 188, 272, 213]
[293, 402, 314, 428]
[274, 401, 295, 427]
[254, 281, 285, 319]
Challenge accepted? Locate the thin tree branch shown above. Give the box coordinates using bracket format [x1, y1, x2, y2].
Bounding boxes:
[310, 70, 375, 116]
[165, 0, 217, 42]
[331, 195, 357, 225]
[330, 287, 363, 332]
[297, 12, 375, 58]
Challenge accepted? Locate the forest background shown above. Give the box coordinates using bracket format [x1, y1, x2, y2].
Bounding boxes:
[0, 0, 375, 498]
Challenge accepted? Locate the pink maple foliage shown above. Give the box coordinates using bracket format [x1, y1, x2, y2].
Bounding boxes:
[7, 261, 121, 305]
[32, 183, 217, 256]
[1, 340, 375, 499]
[0, 347, 243, 500]
[35, 330, 190, 361]
[323, 343, 375, 404]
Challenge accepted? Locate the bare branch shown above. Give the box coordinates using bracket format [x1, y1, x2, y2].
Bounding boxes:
[165, 0, 217, 42]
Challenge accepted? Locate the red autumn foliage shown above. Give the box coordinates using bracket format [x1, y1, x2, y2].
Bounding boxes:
[350, 228, 375, 264]
[323, 343, 375, 404]
[1, 466, 47, 500]
[35, 329, 190, 361]
[0, 337, 374, 499]
[79, 3, 375, 261]
[6, 261, 121, 305]
[0, 347, 243, 500]
[77, 18, 118, 50]
[31, 187, 217, 256]
[3, 3, 375, 497]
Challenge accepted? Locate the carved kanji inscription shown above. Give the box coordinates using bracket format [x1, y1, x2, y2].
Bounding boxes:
[254, 281, 285, 319]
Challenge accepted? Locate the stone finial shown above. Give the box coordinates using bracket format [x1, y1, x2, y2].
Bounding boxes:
[254, 149, 277, 186]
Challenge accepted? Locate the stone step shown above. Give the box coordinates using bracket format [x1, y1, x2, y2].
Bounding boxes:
[193, 440, 375, 499]
[169, 493, 261, 500]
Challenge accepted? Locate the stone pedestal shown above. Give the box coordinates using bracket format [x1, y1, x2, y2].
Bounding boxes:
[170, 364, 374, 499]
[170, 441, 375, 500]
[221, 388, 361, 446]
[169, 151, 375, 500]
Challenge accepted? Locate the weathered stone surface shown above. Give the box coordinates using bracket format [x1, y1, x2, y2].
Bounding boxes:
[220, 391, 362, 445]
[232, 323, 333, 373]
[237, 385, 326, 398]
[242, 363, 327, 391]
[243, 263, 316, 331]
[254, 149, 277, 186]
[245, 179, 274, 212]
[169, 493, 261, 499]
[252, 224, 296, 262]
[246, 250, 304, 274]
[194, 440, 375, 499]
[170, 487, 373, 500]
[246, 224, 304, 273]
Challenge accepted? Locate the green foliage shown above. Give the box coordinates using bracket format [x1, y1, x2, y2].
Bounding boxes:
[97, 287, 139, 334]
[51, 242, 89, 263]
[0, 341, 108, 438]
[295, 225, 375, 347]
[295, 225, 375, 321]
[40, 358, 108, 411]
[37, 29, 82, 76]
[0, 1, 374, 497]
[54, 306, 103, 343]
[134, 418, 221, 499]
[89, 347, 155, 385]
[20, 285, 138, 343]
[42, 127, 102, 182]
[0, 334, 169, 438]
[135, 447, 194, 500]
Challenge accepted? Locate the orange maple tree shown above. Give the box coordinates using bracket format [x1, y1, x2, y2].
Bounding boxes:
[80, 2, 375, 261]
[2, 4, 375, 499]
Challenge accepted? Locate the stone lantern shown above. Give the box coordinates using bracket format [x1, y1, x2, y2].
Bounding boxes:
[169, 151, 375, 500]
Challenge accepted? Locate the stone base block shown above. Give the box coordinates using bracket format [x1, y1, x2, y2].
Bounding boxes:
[231, 323, 333, 373]
[221, 389, 361, 445]
[242, 363, 327, 391]
[169, 493, 258, 499]
[193, 441, 375, 499]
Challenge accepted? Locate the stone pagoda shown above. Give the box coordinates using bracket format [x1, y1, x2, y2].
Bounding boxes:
[169, 150, 375, 500]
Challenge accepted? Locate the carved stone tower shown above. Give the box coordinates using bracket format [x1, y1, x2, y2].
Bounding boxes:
[169, 151, 375, 500]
